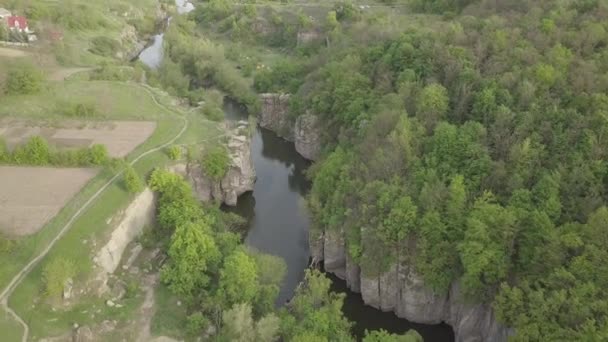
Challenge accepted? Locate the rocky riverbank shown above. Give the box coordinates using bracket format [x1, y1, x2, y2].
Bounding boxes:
[171, 121, 255, 206]
[258, 93, 321, 161]
[310, 230, 511, 342]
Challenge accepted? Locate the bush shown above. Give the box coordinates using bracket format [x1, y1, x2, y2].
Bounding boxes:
[123, 165, 145, 193]
[5, 62, 45, 95]
[186, 312, 209, 336]
[89, 36, 121, 57]
[84, 144, 109, 165]
[1, 136, 109, 167]
[167, 146, 182, 161]
[200, 89, 225, 121]
[57, 101, 101, 118]
[201, 147, 230, 180]
[12, 136, 51, 165]
[42, 257, 76, 298]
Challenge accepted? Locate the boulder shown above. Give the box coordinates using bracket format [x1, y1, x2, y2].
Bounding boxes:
[74, 326, 94, 342]
[63, 278, 73, 301]
[295, 114, 321, 161]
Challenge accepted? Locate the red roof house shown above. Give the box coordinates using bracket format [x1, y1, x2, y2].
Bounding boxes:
[7, 16, 29, 32]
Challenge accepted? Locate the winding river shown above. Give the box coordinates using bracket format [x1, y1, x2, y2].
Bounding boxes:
[138, 1, 454, 339]
[138, 0, 195, 69]
[223, 101, 454, 341]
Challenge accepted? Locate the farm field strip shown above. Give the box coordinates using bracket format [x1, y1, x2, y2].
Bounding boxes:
[0, 166, 98, 236]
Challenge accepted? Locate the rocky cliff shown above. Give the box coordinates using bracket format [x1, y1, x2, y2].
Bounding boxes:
[95, 188, 156, 274]
[258, 93, 321, 161]
[295, 114, 321, 161]
[258, 93, 294, 140]
[171, 122, 255, 206]
[310, 231, 511, 342]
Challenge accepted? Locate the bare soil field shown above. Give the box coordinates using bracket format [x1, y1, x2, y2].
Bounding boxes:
[0, 47, 29, 58]
[0, 120, 157, 158]
[0, 166, 98, 236]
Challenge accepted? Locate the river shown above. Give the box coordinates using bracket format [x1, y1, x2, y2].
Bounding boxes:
[138, 0, 195, 69]
[223, 101, 455, 341]
[137, 2, 454, 338]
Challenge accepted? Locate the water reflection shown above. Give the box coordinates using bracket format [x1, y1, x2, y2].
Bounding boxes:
[223, 99, 454, 341]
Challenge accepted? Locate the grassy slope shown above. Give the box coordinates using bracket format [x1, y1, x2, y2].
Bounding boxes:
[0, 79, 223, 341]
[0, 0, 165, 66]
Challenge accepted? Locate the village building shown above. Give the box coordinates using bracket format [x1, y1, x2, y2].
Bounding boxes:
[8, 16, 29, 33]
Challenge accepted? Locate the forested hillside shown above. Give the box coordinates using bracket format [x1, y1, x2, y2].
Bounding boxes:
[188, 0, 608, 339]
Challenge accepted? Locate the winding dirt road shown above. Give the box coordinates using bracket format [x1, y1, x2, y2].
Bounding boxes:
[0, 84, 191, 342]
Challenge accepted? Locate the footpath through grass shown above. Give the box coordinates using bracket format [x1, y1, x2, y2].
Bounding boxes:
[0, 80, 223, 341]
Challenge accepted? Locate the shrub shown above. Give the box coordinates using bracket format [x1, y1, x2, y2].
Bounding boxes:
[123, 165, 145, 193]
[12, 136, 51, 165]
[167, 146, 182, 161]
[42, 257, 76, 298]
[201, 147, 230, 180]
[57, 101, 100, 118]
[89, 36, 121, 57]
[186, 312, 209, 336]
[86, 144, 110, 165]
[6, 62, 45, 95]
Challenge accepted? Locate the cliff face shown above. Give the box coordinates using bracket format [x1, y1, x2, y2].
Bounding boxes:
[171, 122, 255, 206]
[259, 93, 294, 140]
[295, 114, 321, 161]
[95, 188, 156, 274]
[310, 231, 511, 342]
[258, 93, 321, 161]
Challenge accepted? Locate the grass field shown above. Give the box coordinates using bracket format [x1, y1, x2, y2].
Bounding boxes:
[0, 81, 175, 120]
[0, 78, 223, 341]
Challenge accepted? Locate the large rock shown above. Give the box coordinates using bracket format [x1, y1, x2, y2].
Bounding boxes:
[172, 123, 255, 206]
[95, 188, 156, 274]
[295, 114, 321, 161]
[314, 231, 511, 342]
[258, 93, 294, 141]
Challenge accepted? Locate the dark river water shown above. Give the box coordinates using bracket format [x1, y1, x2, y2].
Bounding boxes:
[223, 100, 454, 341]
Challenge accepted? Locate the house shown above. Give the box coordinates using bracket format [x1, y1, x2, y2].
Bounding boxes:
[0, 8, 11, 19]
[7, 16, 29, 33]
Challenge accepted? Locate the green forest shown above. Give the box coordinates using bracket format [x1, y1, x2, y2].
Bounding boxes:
[2, 0, 607, 340]
[162, 0, 608, 340]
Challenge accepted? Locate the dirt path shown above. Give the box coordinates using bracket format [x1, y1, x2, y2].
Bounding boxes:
[0, 47, 29, 58]
[0, 83, 192, 342]
[48, 67, 93, 81]
[135, 274, 159, 342]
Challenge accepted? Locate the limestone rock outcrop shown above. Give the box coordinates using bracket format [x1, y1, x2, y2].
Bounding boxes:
[172, 122, 255, 206]
[314, 230, 511, 342]
[295, 113, 321, 161]
[95, 188, 156, 274]
[259, 94, 321, 161]
[258, 93, 294, 140]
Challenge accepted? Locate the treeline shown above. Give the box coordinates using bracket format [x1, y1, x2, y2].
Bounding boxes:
[202, 0, 608, 339]
[147, 168, 422, 341]
[0, 136, 109, 167]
